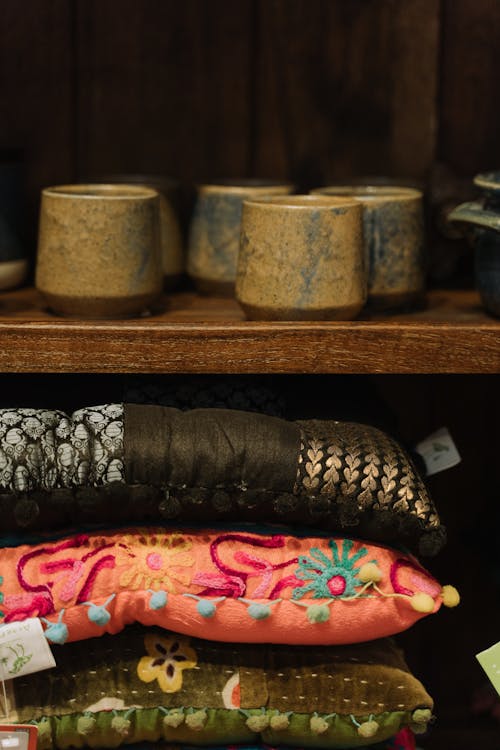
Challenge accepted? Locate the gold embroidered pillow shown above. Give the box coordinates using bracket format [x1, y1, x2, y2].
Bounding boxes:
[9, 626, 433, 749]
[0, 526, 458, 646]
[0, 405, 444, 555]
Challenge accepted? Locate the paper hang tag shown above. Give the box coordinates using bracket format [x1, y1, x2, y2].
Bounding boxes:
[476, 641, 500, 696]
[0, 619, 55, 681]
[0, 726, 37, 750]
[415, 427, 461, 476]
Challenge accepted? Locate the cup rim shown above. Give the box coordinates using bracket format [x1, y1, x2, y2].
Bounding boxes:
[197, 178, 293, 195]
[311, 185, 422, 202]
[242, 194, 362, 210]
[42, 184, 159, 200]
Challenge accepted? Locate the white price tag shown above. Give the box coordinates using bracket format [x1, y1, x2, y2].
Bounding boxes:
[0, 730, 28, 750]
[0, 619, 55, 680]
[415, 427, 461, 476]
[0, 726, 37, 750]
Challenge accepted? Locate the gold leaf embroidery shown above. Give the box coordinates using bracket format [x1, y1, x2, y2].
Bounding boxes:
[358, 454, 381, 505]
[304, 439, 324, 489]
[294, 420, 441, 540]
[341, 450, 361, 496]
[392, 497, 410, 512]
[323, 444, 342, 492]
[397, 473, 414, 502]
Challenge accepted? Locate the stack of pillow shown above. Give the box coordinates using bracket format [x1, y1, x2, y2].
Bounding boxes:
[0, 404, 459, 749]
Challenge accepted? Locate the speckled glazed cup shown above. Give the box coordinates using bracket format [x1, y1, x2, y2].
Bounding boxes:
[89, 174, 184, 290]
[36, 184, 162, 318]
[312, 186, 425, 310]
[236, 195, 366, 320]
[187, 179, 293, 295]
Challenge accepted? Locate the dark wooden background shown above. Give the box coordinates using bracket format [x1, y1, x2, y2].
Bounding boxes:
[2, 0, 500, 212]
[1, 2, 499, 747]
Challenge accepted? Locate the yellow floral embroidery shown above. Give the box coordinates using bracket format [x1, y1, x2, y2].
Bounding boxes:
[137, 633, 197, 693]
[119, 532, 194, 592]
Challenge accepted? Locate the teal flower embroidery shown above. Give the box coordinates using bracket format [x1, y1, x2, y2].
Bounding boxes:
[0, 575, 4, 618]
[292, 539, 368, 600]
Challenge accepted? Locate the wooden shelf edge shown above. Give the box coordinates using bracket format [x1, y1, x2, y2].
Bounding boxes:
[0, 288, 498, 374]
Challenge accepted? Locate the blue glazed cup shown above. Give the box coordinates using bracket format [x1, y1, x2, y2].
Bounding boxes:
[187, 179, 293, 296]
[236, 195, 366, 321]
[449, 172, 500, 317]
[311, 185, 426, 311]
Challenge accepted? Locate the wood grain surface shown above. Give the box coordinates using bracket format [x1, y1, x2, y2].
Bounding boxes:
[0, 288, 498, 374]
[0, 0, 74, 246]
[439, 0, 500, 174]
[75, 0, 254, 182]
[253, 0, 439, 186]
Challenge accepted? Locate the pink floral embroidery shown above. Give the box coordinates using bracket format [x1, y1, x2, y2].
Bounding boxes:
[4, 592, 53, 622]
[192, 572, 246, 597]
[197, 533, 299, 599]
[4, 534, 116, 622]
[390, 558, 441, 597]
[40, 559, 84, 602]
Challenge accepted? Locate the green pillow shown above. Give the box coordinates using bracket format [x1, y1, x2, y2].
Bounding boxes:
[10, 626, 433, 749]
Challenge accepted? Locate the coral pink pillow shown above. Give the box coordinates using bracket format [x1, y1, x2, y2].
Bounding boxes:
[0, 527, 458, 646]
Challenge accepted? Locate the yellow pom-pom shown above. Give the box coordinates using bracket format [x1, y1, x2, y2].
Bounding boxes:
[442, 584, 460, 608]
[111, 716, 131, 736]
[37, 720, 53, 750]
[185, 710, 207, 731]
[411, 708, 432, 725]
[410, 592, 435, 613]
[246, 714, 269, 732]
[163, 710, 185, 728]
[270, 713, 290, 730]
[410, 722, 428, 735]
[358, 563, 383, 583]
[310, 716, 329, 734]
[77, 716, 96, 736]
[357, 720, 379, 738]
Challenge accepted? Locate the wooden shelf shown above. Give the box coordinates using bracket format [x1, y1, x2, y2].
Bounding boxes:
[0, 287, 498, 374]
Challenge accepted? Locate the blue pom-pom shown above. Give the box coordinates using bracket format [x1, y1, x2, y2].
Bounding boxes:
[149, 590, 168, 610]
[197, 600, 216, 618]
[87, 604, 111, 626]
[247, 603, 271, 620]
[44, 621, 69, 644]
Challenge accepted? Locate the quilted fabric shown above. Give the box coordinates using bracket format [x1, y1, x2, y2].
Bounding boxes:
[0, 526, 454, 646]
[8, 627, 431, 749]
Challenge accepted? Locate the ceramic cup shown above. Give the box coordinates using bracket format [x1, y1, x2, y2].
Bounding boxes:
[36, 184, 162, 318]
[312, 185, 425, 310]
[236, 195, 366, 320]
[187, 179, 293, 295]
[88, 174, 184, 290]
